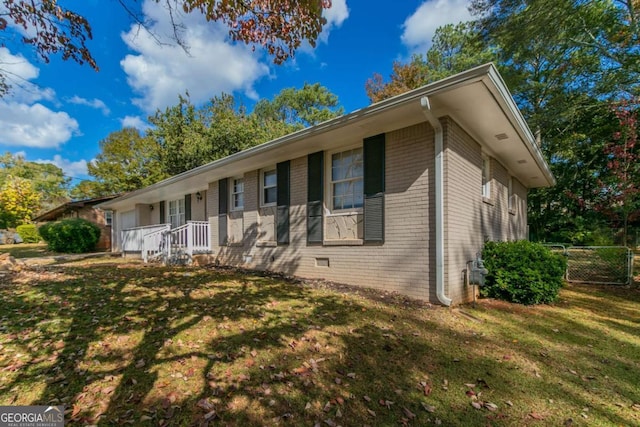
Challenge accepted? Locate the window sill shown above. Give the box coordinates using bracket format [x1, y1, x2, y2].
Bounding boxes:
[482, 197, 494, 206]
[323, 239, 363, 246]
[260, 204, 277, 209]
[509, 208, 516, 216]
[256, 241, 277, 248]
[327, 210, 363, 217]
[227, 242, 244, 247]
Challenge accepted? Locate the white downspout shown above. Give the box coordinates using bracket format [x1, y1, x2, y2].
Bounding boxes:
[421, 96, 452, 306]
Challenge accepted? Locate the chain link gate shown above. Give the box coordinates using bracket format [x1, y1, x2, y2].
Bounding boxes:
[545, 245, 633, 285]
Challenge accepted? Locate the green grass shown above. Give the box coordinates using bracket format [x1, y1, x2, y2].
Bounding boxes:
[0, 243, 52, 259]
[0, 259, 639, 426]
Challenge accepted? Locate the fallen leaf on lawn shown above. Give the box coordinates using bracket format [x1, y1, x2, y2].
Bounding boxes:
[323, 401, 331, 412]
[403, 407, 416, 419]
[464, 383, 476, 388]
[347, 372, 356, 379]
[466, 390, 476, 397]
[379, 399, 394, 409]
[304, 402, 312, 411]
[529, 412, 545, 420]
[140, 415, 153, 421]
[363, 395, 371, 402]
[204, 409, 216, 420]
[471, 401, 483, 410]
[197, 398, 215, 412]
[505, 400, 513, 407]
[334, 378, 342, 385]
[484, 402, 498, 411]
[336, 408, 343, 418]
[324, 419, 336, 427]
[135, 359, 145, 368]
[367, 409, 376, 417]
[423, 383, 432, 396]
[101, 386, 116, 395]
[631, 403, 640, 411]
[421, 403, 435, 413]
[568, 369, 578, 375]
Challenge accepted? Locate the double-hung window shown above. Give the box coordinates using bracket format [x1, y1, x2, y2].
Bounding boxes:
[508, 176, 515, 212]
[168, 199, 185, 228]
[231, 178, 244, 211]
[261, 169, 277, 207]
[331, 147, 364, 211]
[482, 155, 491, 199]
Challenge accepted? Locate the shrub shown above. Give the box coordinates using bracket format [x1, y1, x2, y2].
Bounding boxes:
[38, 219, 101, 253]
[16, 224, 41, 243]
[481, 240, 567, 305]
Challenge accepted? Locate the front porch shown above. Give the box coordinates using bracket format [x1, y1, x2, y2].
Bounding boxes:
[121, 221, 211, 264]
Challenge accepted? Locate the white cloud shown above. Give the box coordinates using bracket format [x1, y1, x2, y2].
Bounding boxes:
[401, 0, 473, 53]
[120, 0, 270, 113]
[0, 47, 55, 103]
[34, 155, 89, 177]
[319, 0, 350, 43]
[120, 115, 151, 131]
[0, 101, 79, 148]
[68, 96, 110, 115]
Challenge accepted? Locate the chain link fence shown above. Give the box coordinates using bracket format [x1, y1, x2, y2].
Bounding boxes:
[545, 245, 633, 285]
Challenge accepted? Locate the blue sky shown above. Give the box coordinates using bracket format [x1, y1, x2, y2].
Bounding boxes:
[0, 0, 472, 184]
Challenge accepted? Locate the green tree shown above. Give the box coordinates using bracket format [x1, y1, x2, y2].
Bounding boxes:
[0, 152, 69, 211]
[1, 0, 330, 97]
[0, 175, 41, 228]
[87, 128, 166, 194]
[70, 179, 103, 200]
[150, 85, 343, 176]
[253, 82, 344, 128]
[366, 23, 493, 103]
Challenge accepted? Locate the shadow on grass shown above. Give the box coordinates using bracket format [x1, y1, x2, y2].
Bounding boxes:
[0, 264, 639, 426]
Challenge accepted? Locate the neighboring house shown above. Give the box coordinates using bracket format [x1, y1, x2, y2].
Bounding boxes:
[34, 195, 117, 250]
[99, 64, 554, 305]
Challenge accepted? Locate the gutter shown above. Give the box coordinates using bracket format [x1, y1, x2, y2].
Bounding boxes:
[421, 96, 452, 306]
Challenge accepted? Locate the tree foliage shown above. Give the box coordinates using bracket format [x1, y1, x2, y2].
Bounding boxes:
[150, 84, 342, 176]
[0, 152, 69, 211]
[0, 175, 40, 228]
[87, 128, 166, 195]
[254, 82, 343, 128]
[365, 23, 494, 103]
[1, 0, 331, 97]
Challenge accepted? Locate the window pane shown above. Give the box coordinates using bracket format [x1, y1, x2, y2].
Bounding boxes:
[265, 187, 277, 204]
[264, 170, 277, 187]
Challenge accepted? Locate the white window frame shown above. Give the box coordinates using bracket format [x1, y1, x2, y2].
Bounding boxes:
[104, 210, 113, 226]
[327, 146, 364, 214]
[168, 198, 186, 228]
[482, 155, 491, 199]
[260, 168, 277, 207]
[508, 176, 516, 213]
[231, 177, 244, 211]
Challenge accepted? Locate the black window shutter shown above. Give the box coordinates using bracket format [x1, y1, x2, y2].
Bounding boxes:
[218, 178, 228, 246]
[159, 201, 166, 224]
[276, 161, 290, 245]
[364, 133, 385, 243]
[185, 194, 192, 222]
[307, 151, 324, 244]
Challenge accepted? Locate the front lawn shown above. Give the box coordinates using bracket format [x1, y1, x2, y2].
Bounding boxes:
[0, 243, 52, 259]
[0, 260, 638, 426]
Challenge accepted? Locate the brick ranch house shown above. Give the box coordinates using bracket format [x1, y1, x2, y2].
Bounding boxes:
[99, 64, 554, 305]
[33, 195, 117, 250]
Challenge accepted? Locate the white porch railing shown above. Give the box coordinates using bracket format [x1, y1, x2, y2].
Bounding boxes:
[141, 221, 210, 264]
[122, 224, 171, 253]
